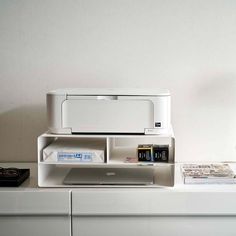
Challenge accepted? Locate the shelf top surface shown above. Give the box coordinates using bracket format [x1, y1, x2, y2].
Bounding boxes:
[47, 88, 170, 96]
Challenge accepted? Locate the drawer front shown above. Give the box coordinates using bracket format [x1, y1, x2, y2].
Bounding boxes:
[72, 190, 236, 216]
[0, 191, 70, 216]
[73, 216, 236, 236]
[0, 216, 70, 236]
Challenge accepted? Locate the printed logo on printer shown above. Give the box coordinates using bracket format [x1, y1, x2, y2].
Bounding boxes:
[155, 122, 162, 128]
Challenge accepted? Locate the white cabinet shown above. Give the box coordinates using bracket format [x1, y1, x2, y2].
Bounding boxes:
[72, 190, 236, 236]
[0, 191, 71, 236]
[1, 163, 236, 236]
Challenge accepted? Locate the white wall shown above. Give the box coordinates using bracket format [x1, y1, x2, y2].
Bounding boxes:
[1, 0, 236, 162]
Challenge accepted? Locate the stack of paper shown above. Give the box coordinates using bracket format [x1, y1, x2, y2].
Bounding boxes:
[43, 138, 105, 163]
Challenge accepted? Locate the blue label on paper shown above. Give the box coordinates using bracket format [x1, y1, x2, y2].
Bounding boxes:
[57, 152, 92, 162]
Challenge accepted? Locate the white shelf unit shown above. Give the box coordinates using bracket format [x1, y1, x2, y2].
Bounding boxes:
[38, 132, 175, 187]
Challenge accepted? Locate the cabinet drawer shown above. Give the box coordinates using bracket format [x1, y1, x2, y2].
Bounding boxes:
[0, 191, 70, 216]
[72, 190, 236, 216]
[0, 216, 70, 236]
[73, 216, 236, 236]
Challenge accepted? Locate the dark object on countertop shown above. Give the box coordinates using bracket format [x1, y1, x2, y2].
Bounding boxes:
[0, 168, 30, 187]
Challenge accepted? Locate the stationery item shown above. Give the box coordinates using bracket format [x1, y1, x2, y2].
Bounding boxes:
[0, 168, 30, 187]
[181, 164, 236, 184]
[125, 157, 138, 163]
[153, 145, 169, 162]
[43, 138, 105, 163]
[137, 144, 153, 162]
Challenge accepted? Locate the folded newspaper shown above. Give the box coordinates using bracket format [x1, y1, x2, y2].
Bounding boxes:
[181, 164, 236, 184]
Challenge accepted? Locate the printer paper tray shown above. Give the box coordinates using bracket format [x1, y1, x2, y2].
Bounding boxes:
[62, 99, 153, 133]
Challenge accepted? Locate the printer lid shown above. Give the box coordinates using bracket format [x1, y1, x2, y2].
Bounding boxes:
[47, 88, 170, 96]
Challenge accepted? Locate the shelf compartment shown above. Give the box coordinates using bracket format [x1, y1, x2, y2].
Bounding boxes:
[38, 163, 175, 187]
[38, 134, 107, 164]
[108, 136, 174, 165]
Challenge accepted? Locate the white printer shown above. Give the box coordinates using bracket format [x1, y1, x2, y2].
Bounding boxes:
[47, 88, 171, 135]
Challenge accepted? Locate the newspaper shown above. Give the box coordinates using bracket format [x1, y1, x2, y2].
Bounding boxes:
[181, 164, 236, 184]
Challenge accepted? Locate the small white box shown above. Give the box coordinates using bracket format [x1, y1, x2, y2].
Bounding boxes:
[43, 139, 105, 163]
